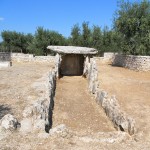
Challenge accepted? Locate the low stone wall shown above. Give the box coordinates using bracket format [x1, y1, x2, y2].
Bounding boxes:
[113, 54, 150, 71]
[20, 70, 56, 133]
[84, 57, 136, 135]
[94, 52, 117, 64]
[11, 53, 34, 62]
[0, 52, 11, 61]
[95, 52, 150, 71]
[0, 62, 12, 68]
[34, 56, 55, 63]
[103, 52, 116, 61]
[11, 53, 55, 63]
[0, 52, 12, 68]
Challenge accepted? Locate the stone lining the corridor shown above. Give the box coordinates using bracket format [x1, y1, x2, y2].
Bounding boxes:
[84, 57, 136, 135]
[0, 114, 20, 140]
[20, 70, 56, 133]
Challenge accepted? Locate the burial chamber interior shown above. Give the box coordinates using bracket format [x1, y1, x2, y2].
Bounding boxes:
[60, 54, 84, 76]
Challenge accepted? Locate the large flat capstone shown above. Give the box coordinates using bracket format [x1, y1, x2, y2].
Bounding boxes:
[47, 46, 98, 54]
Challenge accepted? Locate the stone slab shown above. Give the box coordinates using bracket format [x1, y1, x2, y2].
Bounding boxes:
[47, 46, 98, 54]
[0, 62, 12, 68]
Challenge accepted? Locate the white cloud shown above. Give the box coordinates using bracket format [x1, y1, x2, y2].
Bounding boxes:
[0, 17, 4, 21]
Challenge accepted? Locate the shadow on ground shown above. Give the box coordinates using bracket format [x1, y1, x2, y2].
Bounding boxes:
[0, 104, 12, 119]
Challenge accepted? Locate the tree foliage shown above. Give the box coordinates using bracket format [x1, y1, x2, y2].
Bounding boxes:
[81, 22, 91, 47]
[70, 24, 81, 46]
[0, 27, 67, 55]
[69, 24, 121, 55]
[91, 25, 102, 54]
[114, 0, 150, 55]
[28, 27, 68, 55]
[0, 0, 150, 56]
[1, 31, 33, 53]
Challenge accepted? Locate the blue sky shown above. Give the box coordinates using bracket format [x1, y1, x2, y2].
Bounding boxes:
[0, 0, 139, 41]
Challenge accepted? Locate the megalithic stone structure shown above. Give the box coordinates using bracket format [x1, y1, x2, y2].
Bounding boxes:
[47, 46, 98, 77]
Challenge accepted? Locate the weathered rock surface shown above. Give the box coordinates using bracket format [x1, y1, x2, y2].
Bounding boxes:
[0, 114, 19, 130]
[0, 114, 20, 140]
[87, 59, 99, 94]
[55, 53, 62, 78]
[96, 93, 135, 135]
[47, 46, 98, 54]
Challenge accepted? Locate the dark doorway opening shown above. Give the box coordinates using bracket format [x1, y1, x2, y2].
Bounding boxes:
[60, 54, 84, 76]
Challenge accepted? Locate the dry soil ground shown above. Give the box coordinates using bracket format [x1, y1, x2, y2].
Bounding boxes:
[0, 61, 150, 150]
[53, 76, 115, 135]
[97, 60, 150, 143]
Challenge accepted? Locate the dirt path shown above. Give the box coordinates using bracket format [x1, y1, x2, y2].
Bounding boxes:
[53, 76, 115, 135]
[96, 61, 150, 142]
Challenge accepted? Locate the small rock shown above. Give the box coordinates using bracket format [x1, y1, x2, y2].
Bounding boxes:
[0, 114, 19, 130]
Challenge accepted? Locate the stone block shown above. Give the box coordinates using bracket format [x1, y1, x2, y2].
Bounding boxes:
[0, 61, 12, 68]
[0, 114, 19, 130]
